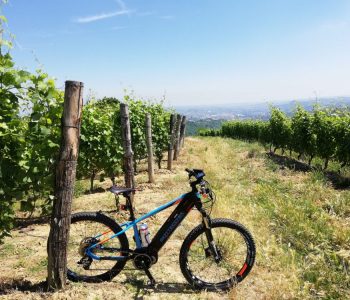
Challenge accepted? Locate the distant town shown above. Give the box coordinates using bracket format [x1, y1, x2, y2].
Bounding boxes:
[175, 97, 350, 121]
[175, 97, 350, 135]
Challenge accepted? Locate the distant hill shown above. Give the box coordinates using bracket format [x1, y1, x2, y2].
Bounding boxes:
[177, 96, 350, 135]
[186, 119, 224, 136]
[176, 97, 350, 122]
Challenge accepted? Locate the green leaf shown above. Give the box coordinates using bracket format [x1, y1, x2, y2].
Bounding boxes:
[48, 140, 58, 148]
[0, 15, 8, 22]
[40, 126, 50, 136]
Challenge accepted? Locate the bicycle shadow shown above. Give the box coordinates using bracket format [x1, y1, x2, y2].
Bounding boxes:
[121, 277, 201, 300]
[0, 277, 228, 299]
[0, 277, 194, 298]
[267, 152, 350, 190]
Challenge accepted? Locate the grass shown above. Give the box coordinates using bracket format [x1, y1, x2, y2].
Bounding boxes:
[0, 137, 349, 299]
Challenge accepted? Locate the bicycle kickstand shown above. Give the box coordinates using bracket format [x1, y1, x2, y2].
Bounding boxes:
[143, 268, 156, 287]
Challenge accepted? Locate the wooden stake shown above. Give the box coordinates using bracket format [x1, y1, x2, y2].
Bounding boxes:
[146, 113, 155, 183]
[47, 80, 83, 290]
[120, 103, 135, 204]
[179, 115, 187, 148]
[167, 114, 176, 170]
[173, 114, 182, 161]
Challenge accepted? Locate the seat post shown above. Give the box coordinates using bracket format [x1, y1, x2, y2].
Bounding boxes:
[124, 192, 136, 221]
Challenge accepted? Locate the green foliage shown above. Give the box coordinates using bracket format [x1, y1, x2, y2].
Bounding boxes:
[269, 108, 292, 152]
[334, 113, 350, 167]
[214, 105, 350, 171]
[312, 109, 337, 169]
[77, 95, 170, 189]
[0, 49, 26, 240]
[290, 106, 316, 161]
[220, 119, 270, 146]
[125, 96, 170, 171]
[0, 13, 64, 239]
[198, 128, 221, 136]
[78, 98, 123, 191]
[149, 103, 170, 169]
[127, 98, 149, 170]
[20, 72, 64, 213]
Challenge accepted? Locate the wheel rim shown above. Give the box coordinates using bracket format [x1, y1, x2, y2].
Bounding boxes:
[185, 226, 249, 287]
[67, 219, 123, 280]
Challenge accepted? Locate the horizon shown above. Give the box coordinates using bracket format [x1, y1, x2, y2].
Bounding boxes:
[4, 0, 350, 106]
[171, 95, 350, 108]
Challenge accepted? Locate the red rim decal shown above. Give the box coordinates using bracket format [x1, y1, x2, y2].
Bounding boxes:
[238, 262, 248, 276]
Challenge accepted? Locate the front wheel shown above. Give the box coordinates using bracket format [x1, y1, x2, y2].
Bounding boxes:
[179, 218, 255, 291]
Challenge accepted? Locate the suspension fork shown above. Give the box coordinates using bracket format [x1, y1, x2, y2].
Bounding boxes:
[196, 203, 222, 263]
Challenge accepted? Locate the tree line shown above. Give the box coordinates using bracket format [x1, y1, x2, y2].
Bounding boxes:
[199, 106, 350, 170]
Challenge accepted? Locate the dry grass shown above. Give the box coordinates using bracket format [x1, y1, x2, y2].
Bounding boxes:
[0, 137, 349, 299]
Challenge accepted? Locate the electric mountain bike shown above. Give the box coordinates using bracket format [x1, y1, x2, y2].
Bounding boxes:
[67, 169, 256, 291]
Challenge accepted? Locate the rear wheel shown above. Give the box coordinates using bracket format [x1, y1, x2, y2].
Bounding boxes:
[179, 218, 255, 291]
[67, 212, 129, 282]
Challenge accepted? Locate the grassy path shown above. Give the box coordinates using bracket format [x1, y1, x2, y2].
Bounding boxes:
[0, 137, 349, 299]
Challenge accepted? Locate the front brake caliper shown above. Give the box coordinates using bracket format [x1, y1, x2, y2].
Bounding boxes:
[204, 247, 212, 258]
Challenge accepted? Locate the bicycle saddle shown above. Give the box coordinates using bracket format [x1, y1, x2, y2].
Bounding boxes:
[109, 185, 136, 195]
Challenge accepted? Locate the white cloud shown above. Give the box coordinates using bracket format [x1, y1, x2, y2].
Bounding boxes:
[75, 9, 132, 23]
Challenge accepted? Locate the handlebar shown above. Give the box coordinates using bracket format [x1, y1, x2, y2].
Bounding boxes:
[185, 168, 205, 180]
[185, 169, 215, 211]
[185, 169, 206, 192]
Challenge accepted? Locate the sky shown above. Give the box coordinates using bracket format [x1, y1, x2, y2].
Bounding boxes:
[3, 0, 350, 106]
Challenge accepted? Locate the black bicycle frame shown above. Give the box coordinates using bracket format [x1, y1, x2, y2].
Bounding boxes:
[87, 189, 207, 261]
[148, 191, 200, 253]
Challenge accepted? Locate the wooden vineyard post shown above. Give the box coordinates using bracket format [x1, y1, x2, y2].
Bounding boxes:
[173, 114, 182, 161]
[146, 113, 155, 183]
[120, 103, 135, 204]
[47, 80, 83, 290]
[167, 114, 176, 170]
[179, 115, 187, 148]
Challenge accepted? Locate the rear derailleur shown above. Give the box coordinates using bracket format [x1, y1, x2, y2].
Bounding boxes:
[77, 237, 99, 270]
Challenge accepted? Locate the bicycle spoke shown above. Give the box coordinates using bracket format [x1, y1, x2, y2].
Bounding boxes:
[186, 226, 247, 284]
[67, 218, 124, 278]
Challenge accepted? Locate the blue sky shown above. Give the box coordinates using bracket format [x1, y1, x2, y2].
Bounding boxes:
[4, 0, 350, 106]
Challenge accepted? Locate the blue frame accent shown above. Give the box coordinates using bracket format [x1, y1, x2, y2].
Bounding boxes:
[86, 194, 186, 260]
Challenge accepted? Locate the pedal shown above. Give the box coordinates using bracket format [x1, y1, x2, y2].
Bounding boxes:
[144, 268, 156, 287]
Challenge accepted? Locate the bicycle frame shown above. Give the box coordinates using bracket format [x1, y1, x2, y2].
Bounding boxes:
[86, 190, 203, 261]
